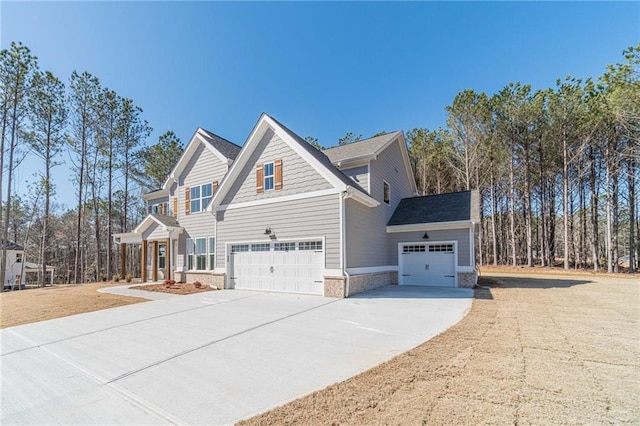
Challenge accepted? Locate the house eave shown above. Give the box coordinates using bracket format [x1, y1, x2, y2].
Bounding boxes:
[346, 186, 379, 207]
[386, 220, 472, 233]
[142, 189, 169, 201]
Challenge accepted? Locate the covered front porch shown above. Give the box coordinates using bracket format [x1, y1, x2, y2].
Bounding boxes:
[113, 214, 183, 282]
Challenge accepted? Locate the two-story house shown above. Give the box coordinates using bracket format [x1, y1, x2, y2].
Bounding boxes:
[114, 113, 479, 297]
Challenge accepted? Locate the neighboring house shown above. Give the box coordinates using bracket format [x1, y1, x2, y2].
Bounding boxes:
[114, 114, 479, 297]
[1, 240, 26, 289]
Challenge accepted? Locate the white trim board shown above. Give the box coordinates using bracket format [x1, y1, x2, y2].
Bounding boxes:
[346, 266, 398, 274]
[386, 221, 472, 233]
[218, 189, 341, 211]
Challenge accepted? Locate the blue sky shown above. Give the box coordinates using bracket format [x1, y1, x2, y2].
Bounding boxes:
[2, 1, 639, 209]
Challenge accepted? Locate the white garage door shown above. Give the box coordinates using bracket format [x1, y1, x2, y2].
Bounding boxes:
[229, 240, 324, 295]
[399, 243, 456, 287]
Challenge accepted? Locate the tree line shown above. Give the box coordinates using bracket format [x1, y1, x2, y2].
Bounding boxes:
[404, 45, 639, 273]
[2, 42, 637, 288]
[1, 42, 182, 286]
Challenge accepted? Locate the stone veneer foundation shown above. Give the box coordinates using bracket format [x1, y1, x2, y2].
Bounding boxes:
[323, 276, 346, 298]
[457, 271, 477, 288]
[323, 271, 398, 298]
[175, 272, 225, 289]
[346, 271, 398, 297]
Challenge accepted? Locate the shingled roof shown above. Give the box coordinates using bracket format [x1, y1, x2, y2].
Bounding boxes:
[199, 128, 242, 160]
[150, 213, 180, 228]
[1, 240, 24, 250]
[323, 132, 402, 164]
[388, 191, 476, 226]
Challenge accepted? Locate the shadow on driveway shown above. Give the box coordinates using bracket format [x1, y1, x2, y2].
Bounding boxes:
[352, 285, 474, 300]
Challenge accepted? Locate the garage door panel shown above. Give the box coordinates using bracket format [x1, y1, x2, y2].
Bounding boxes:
[230, 241, 324, 295]
[400, 243, 456, 287]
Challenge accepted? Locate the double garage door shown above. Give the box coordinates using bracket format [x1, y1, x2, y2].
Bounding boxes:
[229, 240, 324, 295]
[399, 242, 456, 287]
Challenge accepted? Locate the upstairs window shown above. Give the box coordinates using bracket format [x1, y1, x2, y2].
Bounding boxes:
[256, 160, 282, 193]
[16, 253, 22, 263]
[150, 202, 168, 215]
[383, 181, 390, 205]
[264, 162, 274, 191]
[190, 183, 212, 213]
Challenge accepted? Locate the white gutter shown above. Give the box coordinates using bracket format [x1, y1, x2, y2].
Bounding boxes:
[345, 185, 379, 208]
[340, 191, 350, 298]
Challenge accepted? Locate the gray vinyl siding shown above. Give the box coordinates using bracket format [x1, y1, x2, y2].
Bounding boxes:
[341, 165, 369, 193]
[176, 143, 226, 240]
[142, 222, 168, 241]
[221, 129, 332, 205]
[216, 193, 341, 269]
[345, 140, 416, 268]
[387, 228, 471, 267]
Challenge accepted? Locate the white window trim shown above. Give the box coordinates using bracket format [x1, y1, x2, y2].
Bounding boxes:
[263, 161, 274, 191]
[208, 237, 215, 271]
[190, 183, 213, 214]
[383, 180, 390, 205]
[186, 238, 194, 270]
[195, 237, 207, 271]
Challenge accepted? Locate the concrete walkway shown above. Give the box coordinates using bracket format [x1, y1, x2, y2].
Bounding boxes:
[1, 285, 472, 425]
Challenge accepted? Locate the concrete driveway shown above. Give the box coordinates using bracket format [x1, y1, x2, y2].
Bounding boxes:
[1, 285, 472, 425]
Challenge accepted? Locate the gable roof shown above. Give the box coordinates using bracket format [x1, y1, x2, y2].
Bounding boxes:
[322, 132, 402, 164]
[1, 240, 23, 250]
[164, 128, 239, 189]
[267, 115, 368, 194]
[208, 113, 378, 210]
[134, 213, 182, 234]
[198, 128, 242, 160]
[387, 190, 478, 226]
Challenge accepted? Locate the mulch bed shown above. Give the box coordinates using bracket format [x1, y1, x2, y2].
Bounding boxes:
[132, 283, 214, 295]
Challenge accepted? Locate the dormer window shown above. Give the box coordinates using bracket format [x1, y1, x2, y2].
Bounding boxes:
[264, 162, 274, 191]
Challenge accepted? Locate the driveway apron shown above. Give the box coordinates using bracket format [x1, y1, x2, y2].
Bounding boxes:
[1, 285, 472, 425]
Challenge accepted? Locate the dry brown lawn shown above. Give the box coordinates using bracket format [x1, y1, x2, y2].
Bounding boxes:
[0, 283, 147, 328]
[241, 272, 640, 425]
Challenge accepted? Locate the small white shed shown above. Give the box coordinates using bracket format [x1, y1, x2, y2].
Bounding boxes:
[2, 241, 26, 289]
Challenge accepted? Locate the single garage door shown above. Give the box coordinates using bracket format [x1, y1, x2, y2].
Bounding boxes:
[229, 240, 324, 295]
[399, 242, 456, 287]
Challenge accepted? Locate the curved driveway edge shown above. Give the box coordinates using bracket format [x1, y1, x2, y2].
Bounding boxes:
[1, 285, 472, 425]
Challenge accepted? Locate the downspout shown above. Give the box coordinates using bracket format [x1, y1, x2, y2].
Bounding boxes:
[341, 190, 350, 298]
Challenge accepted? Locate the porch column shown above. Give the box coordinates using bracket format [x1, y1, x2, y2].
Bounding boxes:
[152, 241, 158, 282]
[120, 242, 127, 279]
[166, 238, 171, 281]
[141, 240, 148, 282]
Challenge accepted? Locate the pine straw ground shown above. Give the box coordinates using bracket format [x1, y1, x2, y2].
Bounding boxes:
[133, 282, 214, 295]
[240, 273, 639, 425]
